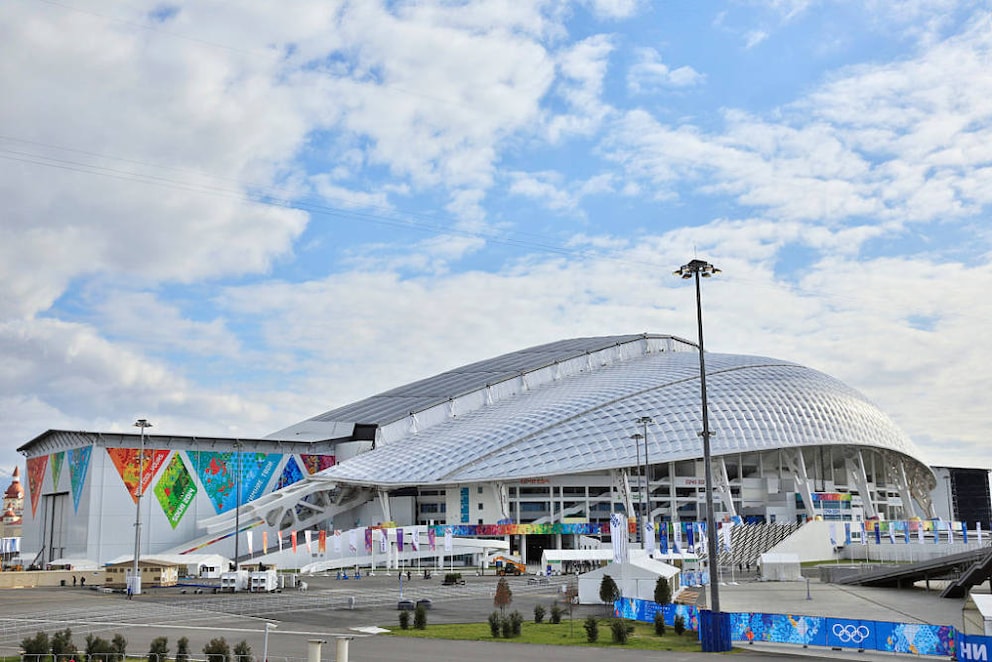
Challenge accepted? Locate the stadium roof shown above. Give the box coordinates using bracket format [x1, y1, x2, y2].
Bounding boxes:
[309, 335, 933, 489]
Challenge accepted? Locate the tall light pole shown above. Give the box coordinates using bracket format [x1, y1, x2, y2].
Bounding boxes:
[630, 433, 645, 547]
[675, 258, 729, 651]
[262, 621, 277, 662]
[637, 416, 654, 547]
[132, 418, 152, 596]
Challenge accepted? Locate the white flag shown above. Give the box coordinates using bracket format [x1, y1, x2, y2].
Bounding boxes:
[278, 530, 284, 552]
[645, 521, 655, 554]
[443, 527, 453, 552]
[379, 528, 388, 553]
[411, 527, 420, 551]
[333, 530, 342, 554]
[246, 531, 253, 556]
[828, 523, 837, 547]
[978, 522, 983, 544]
[349, 529, 358, 552]
[305, 529, 313, 554]
[723, 521, 735, 551]
[947, 523, 954, 544]
[609, 513, 628, 564]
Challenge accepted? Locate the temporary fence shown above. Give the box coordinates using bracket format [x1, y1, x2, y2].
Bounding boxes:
[616, 597, 992, 658]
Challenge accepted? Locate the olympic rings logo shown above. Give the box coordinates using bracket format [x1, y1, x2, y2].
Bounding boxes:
[832, 624, 870, 643]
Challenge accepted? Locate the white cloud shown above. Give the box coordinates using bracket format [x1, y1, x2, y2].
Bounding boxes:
[627, 48, 705, 94]
[545, 34, 616, 142]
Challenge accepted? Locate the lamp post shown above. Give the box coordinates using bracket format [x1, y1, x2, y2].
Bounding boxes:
[675, 258, 728, 651]
[132, 418, 152, 596]
[637, 416, 653, 547]
[630, 433, 645, 547]
[262, 622, 277, 662]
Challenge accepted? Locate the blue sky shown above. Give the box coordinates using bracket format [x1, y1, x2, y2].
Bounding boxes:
[2, 1, 992, 476]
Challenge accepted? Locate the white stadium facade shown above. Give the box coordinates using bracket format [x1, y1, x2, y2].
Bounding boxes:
[18, 333, 939, 569]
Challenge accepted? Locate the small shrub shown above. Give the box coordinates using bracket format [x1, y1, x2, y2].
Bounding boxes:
[533, 604, 545, 624]
[84, 634, 114, 662]
[232, 640, 251, 662]
[654, 611, 666, 636]
[500, 616, 513, 638]
[21, 632, 50, 658]
[583, 616, 599, 643]
[509, 610, 523, 637]
[443, 572, 463, 584]
[148, 636, 168, 662]
[549, 602, 563, 624]
[51, 629, 77, 659]
[488, 611, 501, 638]
[674, 614, 686, 636]
[610, 618, 629, 644]
[175, 638, 189, 662]
[398, 610, 411, 630]
[202, 637, 230, 662]
[413, 604, 427, 630]
[111, 634, 127, 662]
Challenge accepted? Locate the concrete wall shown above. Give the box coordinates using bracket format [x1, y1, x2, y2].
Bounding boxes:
[767, 520, 837, 562]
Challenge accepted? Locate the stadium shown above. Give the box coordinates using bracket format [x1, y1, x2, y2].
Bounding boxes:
[15, 333, 939, 571]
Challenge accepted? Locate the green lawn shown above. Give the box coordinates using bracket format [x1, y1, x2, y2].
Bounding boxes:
[387, 618, 709, 652]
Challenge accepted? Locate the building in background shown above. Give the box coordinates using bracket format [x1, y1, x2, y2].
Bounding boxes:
[932, 466, 992, 528]
[17, 334, 947, 567]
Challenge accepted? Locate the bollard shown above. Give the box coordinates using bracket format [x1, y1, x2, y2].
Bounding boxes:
[335, 637, 352, 662]
[307, 639, 325, 662]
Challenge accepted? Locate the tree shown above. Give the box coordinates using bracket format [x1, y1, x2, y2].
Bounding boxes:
[599, 574, 620, 616]
[51, 629, 77, 660]
[674, 614, 686, 636]
[83, 634, 114, 662]
[21, 631, 50, 660]
[147, 637, 168, 662]
[493, 577, 513, 616]
[564, 582, 579, 636]
[175, 638, 190, 662]
[111, 635, 127, 662]
[654, 575, 672, 605]
[203, 638, 230, 662]
[232, 640, 252, 662]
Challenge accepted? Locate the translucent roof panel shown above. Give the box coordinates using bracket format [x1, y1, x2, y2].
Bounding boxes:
[306, 334, 694, 427]
[317, 348, 930, 487]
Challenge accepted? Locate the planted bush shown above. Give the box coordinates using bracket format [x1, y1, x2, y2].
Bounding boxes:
[488, 611, 501, 638]
[533, 604, 545, 624]
[610, 618, 629, 644]
[674, 614, 686, 636]
[147, 636, 168, 662]
[509, 610, 523, 637]
[583, 616, 599, 643]
[413, 604, 427, 630]
[203, 637, 230, 662]
[654, 611, 666, 636]
[398, 610, 411, 630]
[175, 638, 189, 662]
[549, 602, 563, 624]
[232, 640, 251, 662]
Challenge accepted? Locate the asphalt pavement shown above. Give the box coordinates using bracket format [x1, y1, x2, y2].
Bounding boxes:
[0, 569, 977, 661]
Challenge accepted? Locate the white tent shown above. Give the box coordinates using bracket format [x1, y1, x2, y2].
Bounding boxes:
[963, 594, 992, 635]
[540, 548, 613, 574]
[577, 550, 680, 604]
[758, 552, 802, 581]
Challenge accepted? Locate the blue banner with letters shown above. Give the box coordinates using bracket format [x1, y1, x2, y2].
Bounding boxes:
[957, 633, 992, 661]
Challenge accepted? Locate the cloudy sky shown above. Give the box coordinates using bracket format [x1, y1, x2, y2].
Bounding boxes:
[3, 1, 991, 477]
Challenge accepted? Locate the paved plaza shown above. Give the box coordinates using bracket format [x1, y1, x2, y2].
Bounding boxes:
[0, 570, 978, 661]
